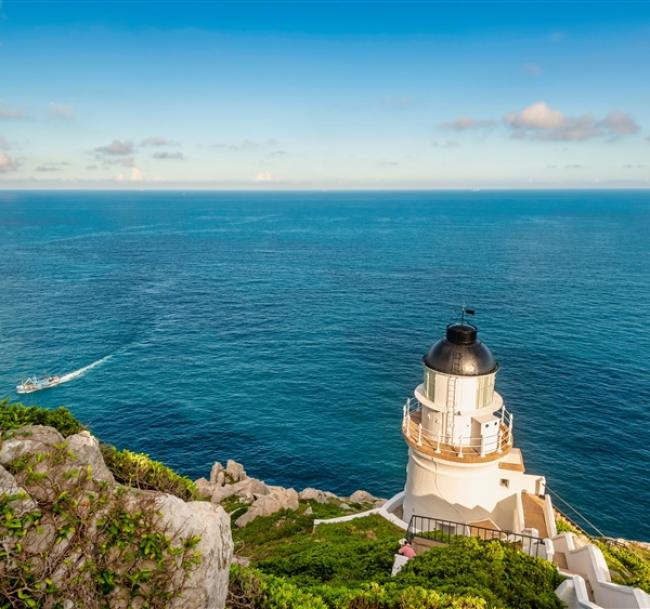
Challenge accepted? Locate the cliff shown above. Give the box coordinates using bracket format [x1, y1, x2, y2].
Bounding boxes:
[0, 403, 233, 609]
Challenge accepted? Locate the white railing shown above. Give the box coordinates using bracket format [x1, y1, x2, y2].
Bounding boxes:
[402, 397, 513, 460]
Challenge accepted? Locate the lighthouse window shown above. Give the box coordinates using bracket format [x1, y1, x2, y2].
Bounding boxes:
[500, 478, 510, 488]
[424, 368, 436, 399]
[476, 376, 495, 407]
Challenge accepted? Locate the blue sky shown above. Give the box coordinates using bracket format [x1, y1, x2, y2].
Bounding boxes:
[0, 0, 649, 189]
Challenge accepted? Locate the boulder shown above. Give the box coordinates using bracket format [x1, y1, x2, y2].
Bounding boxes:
[210, 477, 269, 504]
[299, 487, 338, 504]
[235, 487, 299, 528]
[303, 505, 313, 516]
[156, 495, 233, 609]
[0, 464, 37, 513]
[349, 490, 377, 503]
[0, 424, 64, 465]
[225, 459, 246, 482]
[211, 484, 238, 504]
[215, 470, 225, 487]
[209, 462, 223, 485]
[66, 431, 115, 484]
[195, 477, 214, 498]
[339, 502, 352, 511]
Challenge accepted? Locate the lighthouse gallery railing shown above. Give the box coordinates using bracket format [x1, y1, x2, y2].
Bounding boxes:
[402, 397, 513, 460]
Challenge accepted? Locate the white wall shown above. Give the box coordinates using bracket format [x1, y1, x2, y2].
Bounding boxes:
[552, 533, 650, 609]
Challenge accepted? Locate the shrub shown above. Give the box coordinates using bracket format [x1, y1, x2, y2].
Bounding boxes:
[396, 536, 564, 609]
[100, 444, 201, 502]
[0, 440, 202, 609]
[0, 399, 83, 437]
[228, 566, 489, 609]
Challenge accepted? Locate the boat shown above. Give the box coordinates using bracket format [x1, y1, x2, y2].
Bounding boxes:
[16, 375, 62, 394]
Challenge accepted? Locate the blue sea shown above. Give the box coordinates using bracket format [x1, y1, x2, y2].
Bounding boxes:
[0, 190, 648, 540]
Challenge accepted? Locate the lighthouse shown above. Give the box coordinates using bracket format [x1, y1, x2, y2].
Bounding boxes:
[401, 313, 547, 533]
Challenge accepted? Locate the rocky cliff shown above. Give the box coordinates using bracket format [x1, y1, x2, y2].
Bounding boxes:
[0, 424, 233, 609]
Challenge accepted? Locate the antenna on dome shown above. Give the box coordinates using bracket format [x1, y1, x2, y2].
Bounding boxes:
[460, 305, 476, 326]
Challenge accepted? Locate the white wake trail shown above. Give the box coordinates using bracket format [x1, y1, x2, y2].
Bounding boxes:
[57, 355, 113, 385]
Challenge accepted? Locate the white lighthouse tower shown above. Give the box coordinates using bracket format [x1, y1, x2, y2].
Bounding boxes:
[402, 313, 547, 533]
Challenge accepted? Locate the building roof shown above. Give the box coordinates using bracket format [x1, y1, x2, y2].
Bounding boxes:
[423, 323, 497, 376]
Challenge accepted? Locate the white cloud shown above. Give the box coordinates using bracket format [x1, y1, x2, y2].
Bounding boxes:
[115, 167, 143, 182]
[441, 117, 496, 130]
[0, 136, 9, 149]
[505, 102, 640, 141]
[254, 170, 274, 182]
[36, 161, 70, 172]
[152, 151, 184, 160]
[506, 102, 564, 130]
[0, 152, 19, 173]
[102, 156, 135, 167]
[599, 112, 639, 136]
[140, 137, 179, 147]
[49, 103, 74, 119]
[95, 139, 134, 156]
[0, 104, 26, 119]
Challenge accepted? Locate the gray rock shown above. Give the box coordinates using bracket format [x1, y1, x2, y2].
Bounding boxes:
[211, 484, 239, 504]
[225, 459, 246, 482]
[209, 462, 223, 485]
[349, 490, 377, 503]
[299, 487, 338, 504]
[235, 487, 299, 528]
[1, 426, 234, 609]
[0, 464, 37, 513]
[339, 502, 352, 511]
[195, 477, 214, 499]
[156, 495, 233, 609]
[210, 477, 269, 504]
[303, 505, 313, 516]
[215, 471, 225, 487]
[0, 425, 64, 465]
[66, 431, 115, 484]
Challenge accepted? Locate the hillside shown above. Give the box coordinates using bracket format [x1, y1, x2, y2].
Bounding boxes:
[2, 400, 648, 609]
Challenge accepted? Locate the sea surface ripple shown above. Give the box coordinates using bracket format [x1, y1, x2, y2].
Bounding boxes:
[0, 190, 648, 540]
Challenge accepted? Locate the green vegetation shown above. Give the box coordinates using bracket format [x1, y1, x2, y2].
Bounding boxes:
[3, 401, 649, 607]
[555, 511, 650, 592]
[231, 507, 564, 609]
[593, 540, 650, 592]
[0, 399, 83, 437]
[100, 445, 201, 502]
[0, 437, 201, 609]
[228, 565, 489, 609]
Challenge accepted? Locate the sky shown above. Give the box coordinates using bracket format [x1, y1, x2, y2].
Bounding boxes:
[0, 0, 649, 189]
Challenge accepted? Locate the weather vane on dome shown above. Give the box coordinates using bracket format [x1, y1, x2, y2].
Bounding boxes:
[460, 305, 476, 326]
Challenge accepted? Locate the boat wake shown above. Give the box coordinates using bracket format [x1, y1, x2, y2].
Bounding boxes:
[57, 355, 113, 385]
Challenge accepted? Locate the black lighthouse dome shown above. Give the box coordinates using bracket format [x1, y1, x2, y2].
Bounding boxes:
[423, 323, 497, 376]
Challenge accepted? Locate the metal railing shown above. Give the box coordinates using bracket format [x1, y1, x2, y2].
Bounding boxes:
[406, 514, 545, 558]
[402, 397, 513, 460]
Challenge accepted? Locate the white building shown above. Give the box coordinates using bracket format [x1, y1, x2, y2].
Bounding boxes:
[401, 320, 548, 534]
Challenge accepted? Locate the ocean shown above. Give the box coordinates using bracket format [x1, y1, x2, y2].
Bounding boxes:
[0, 190, 648, 540]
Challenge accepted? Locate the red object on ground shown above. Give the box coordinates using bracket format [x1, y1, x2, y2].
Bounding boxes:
[399, 543, 416, 559]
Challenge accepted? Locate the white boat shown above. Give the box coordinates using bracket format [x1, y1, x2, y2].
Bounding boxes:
[16, 375, 62, 394]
